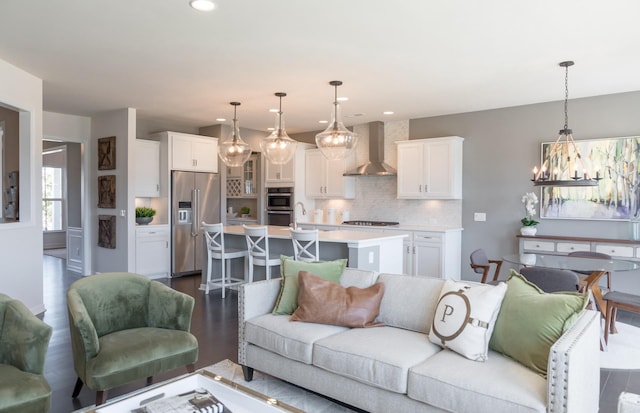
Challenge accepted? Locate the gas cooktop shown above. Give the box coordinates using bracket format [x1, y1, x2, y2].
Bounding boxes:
[342, 220, 400, 227]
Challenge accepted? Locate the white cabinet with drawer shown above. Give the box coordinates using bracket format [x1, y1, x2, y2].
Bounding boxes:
[556, 242, 591, 254]
[135, 225, 170, 279]
[595, 244, 635, 258]
[522, 240, 555, 252]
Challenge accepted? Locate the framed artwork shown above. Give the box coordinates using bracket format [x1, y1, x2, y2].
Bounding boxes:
[540, 136, 640, 221]
[98, 136, 116, 170]
[97, 175, 116, 209]
[98, 215, 116, 249]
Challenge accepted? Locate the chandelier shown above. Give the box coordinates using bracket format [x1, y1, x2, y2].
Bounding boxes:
[218, 102, 252, 167]
[260, 92, 297, 165]
[531, 61, 600, 187]
[315, 80, 358, 160]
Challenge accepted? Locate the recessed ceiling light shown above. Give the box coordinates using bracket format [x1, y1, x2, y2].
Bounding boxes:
[216, 118, 226, 122]
[383, 111, 394, 115]
[268, 108, 279, 113]
[190, 0, 215, 12]
[318, 120, 329, 124]
[337, 97, 349, 102]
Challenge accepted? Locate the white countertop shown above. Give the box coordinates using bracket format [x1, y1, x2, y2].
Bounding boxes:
[297, 221, 463, 233]
[224, 225, 408, 246]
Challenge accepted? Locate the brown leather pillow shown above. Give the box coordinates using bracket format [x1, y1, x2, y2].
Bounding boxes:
[290, 271, 385, 328]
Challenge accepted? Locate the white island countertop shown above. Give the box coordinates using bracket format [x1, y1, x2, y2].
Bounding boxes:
[224, 225, 408, 247]
[296, 222, 463, 233]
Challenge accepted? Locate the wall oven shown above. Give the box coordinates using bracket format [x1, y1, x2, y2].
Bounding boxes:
[266, 187, 293, 226]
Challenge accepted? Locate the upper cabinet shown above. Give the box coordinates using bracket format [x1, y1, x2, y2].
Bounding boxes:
[135, 139, 160, 197]
[396, 136, 463, 199]
[169, 132, 218, 172]
[305, 149, 356, 199]
[265, 154, 295, 185]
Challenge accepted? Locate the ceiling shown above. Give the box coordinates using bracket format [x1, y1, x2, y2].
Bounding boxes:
[2, 0, 640, 134]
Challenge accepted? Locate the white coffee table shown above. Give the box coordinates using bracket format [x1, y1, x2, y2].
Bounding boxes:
[77, 370, 303, 413]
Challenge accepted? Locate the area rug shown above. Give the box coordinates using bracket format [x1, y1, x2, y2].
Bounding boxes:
[43, 248, 66, 259]
[601, 322, 640, 370]
[205, 359, 358, 412]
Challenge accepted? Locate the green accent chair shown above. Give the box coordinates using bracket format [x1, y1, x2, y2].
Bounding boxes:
[67, 272, 198, 406]
[0, 293, 52, 413]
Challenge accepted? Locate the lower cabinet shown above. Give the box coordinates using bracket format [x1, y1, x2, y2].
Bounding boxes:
[135, 225, 170, 279]
[402, 231, 460, 280]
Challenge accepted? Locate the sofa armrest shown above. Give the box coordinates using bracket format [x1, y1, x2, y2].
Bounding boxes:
[148, 281, 195, 332]
[0, 300, 52, 375]
[547, 309, 600, 413]
[238, 279, 282, 365]
[66, 288, 100, 378]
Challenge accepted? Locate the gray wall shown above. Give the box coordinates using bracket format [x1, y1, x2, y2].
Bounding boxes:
[409, 91, 640, 283]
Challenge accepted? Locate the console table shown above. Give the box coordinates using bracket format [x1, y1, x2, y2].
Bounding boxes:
[517, 234, 640, 260]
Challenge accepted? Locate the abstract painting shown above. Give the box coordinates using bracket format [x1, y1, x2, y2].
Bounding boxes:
[540, 136, 640, 220]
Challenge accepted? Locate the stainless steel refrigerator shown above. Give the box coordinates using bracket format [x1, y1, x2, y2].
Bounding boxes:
[171, 171, 221, 276]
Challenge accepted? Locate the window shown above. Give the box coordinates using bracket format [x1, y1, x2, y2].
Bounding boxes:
[42, 147, 66, 231]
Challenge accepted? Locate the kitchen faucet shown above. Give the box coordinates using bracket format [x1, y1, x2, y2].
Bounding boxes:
[292, 202, 306, 230]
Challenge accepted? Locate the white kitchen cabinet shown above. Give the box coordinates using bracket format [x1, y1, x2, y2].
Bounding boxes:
[135, 225, 170, 279]
[398, 230, 462, 280]
[396, 137, 463, 199]
[226, 153, 258, 198]
[265, 155, 294, 185]
[170, 132, 218, 172]
[305, 149, 356, 199]
[135, 139, 160, 197]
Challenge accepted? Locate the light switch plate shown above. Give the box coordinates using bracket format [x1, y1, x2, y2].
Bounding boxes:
[474, 212, 486, 222]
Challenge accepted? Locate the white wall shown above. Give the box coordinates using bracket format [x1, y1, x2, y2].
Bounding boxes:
[0, 58, 44, 313]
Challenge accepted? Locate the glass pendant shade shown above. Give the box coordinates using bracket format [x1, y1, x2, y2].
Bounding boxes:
[315, 81, 358, 161]
[261, 93, 297, 165]
[219, 102, 252, 167]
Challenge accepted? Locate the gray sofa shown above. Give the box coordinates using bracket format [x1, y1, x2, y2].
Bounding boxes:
[238, 268, 600, 413]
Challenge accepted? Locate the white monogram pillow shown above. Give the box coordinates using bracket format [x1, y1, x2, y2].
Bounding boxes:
[428, 280, 507, 361]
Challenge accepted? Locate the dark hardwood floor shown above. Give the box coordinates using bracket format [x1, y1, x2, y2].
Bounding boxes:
[42, 254, 639, 412]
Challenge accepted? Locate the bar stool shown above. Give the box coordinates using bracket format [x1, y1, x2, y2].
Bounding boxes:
[290, 228, 320, 262]
[202, 222, 248, 298]
[243, 225, 280, 281]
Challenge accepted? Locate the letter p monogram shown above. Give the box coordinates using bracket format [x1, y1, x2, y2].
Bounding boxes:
[440, 304, 454, 322]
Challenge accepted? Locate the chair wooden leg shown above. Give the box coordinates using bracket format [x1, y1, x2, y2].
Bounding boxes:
[96, 390, 108, 406]
[147, 376, 153, 386]
[186, 363, 195, 373]
[242, 365, 254, 381]
[71, 377, 83, 398]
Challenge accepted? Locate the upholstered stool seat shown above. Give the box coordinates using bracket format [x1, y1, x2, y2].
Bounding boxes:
[67, 272, 198, 405]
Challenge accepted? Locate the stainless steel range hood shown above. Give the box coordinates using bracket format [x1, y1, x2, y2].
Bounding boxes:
[344, 121, 397, 176]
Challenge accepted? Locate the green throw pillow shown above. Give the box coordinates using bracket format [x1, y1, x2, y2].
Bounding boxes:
[489, 269, 588, 377]
[272, 256, 348, 315]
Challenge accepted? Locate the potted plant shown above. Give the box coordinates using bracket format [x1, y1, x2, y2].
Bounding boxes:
[520, 192, 539, 235]
[240, 206, 251, 218]
[135, 206, 156, 225]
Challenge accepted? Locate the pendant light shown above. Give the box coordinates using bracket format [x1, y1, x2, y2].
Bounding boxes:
[219, 102, 252, 167]
[315, 80, 359, 160]
[531, 61, 600, 187]
[260, 92, 298, 165]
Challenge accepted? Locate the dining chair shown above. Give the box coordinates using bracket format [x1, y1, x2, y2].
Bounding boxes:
[243, 225, 281, 281]
[202, 222, 249, 298]
[469, 248, 503, 283]
[567, 250, 613, 290]
[290, 228, 320, 262]
[519, 267, 580, 293]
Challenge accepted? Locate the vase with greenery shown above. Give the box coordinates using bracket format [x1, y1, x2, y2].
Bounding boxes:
[135, 206, 156, 225]
[520, 192, 539, 235]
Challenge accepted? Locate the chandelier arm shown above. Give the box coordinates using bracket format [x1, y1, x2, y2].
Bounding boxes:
[566, 133, 592, 178]
[536, 133, 566, 180]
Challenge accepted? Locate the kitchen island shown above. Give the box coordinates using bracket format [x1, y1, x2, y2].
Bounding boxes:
[202, 225, 408, 285]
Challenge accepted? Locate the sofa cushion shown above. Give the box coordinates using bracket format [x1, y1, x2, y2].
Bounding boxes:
[245, 314, 348, 364]
[429, 279, 507, 361]
[272, 256, 348, 315]
[340, 268, 379, 288]
[313, 326, 441, 393]
[376, 274, 445, 333]
[489, 271, 588, 377]
[408, 349, 546, 413]
[291, 271, 385, 328]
